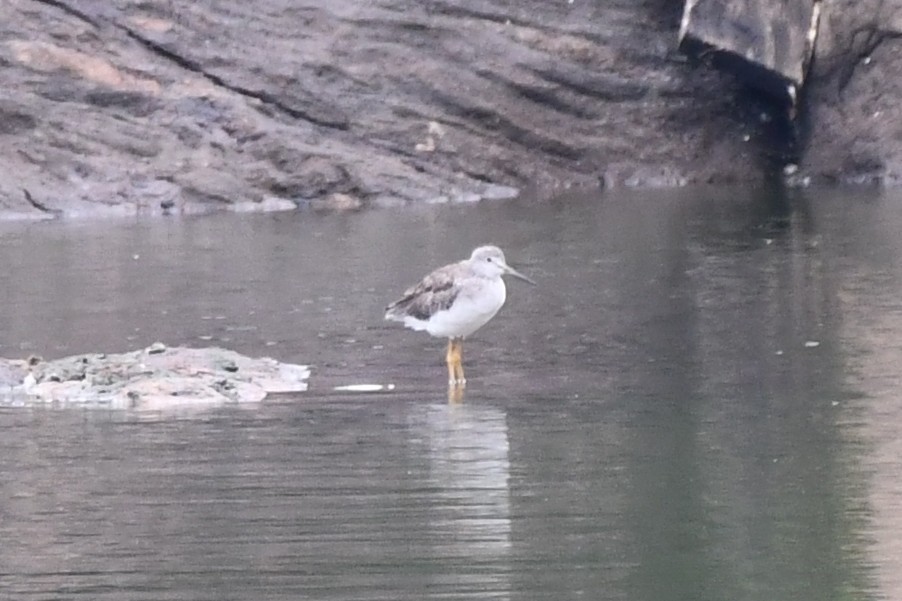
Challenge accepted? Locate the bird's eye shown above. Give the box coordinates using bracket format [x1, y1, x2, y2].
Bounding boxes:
[486, 257, 493, 262]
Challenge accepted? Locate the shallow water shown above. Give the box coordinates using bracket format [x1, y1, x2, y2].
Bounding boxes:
[1, 186, 901, 599]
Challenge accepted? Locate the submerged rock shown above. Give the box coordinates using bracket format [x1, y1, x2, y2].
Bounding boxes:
[0, 344, 310, 410]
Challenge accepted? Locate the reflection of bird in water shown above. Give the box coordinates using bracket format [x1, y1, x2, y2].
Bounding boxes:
[385, 246, 535, 387]
[410, 402, 513, 558]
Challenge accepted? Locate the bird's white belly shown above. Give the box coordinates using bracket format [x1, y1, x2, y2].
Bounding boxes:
[426, 278, 506, 338]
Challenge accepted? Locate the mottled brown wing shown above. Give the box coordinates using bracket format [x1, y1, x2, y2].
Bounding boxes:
[386, 264, 461, 321]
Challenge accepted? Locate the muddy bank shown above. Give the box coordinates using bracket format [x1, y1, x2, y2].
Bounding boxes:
[0, 0, 899, 218]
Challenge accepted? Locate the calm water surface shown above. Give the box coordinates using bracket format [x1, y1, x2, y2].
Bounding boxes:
[1, 187, 901, 600]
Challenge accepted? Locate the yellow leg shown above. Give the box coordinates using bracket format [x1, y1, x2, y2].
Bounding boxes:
[446, 339, 456, 385]
[445, 338, 466, 387]
[454, 339, 465, 385]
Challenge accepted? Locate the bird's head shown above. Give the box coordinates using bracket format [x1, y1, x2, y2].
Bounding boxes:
[469, 246, 536, 284]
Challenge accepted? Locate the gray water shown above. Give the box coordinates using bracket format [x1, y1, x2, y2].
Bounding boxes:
[1, 186, 900, 600]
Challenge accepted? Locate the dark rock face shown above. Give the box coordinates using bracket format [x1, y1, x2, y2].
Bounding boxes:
[0, 0, 899, 218]
[805, 0, 902, 185]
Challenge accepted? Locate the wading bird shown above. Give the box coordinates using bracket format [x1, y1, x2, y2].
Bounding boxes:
[385, 245, 535, 387]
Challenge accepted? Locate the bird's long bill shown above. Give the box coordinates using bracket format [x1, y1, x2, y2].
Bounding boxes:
[502, 263, 537, 285]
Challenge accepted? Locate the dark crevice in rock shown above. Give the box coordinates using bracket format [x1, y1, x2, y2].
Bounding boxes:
[737, 86, 802, 173]
[119, 27, 350, 131]
[367, 137, 420, 158]
[22, 189, 58, 214]
[342, 17, 446, 39]
[838, 26, 902, 92]
[529, 66, 650, 103]
[83, 90, 160, 116]
[0, 110, 38, 135]
[426, 2, 604, 44]
[33, 0, 99, 27]
[477, 70, 599, 120]
[428, 89, 583, 161]
[32, 0, 348, 130]
[427, 4, 535, 28]
[457, 168, 497, 185]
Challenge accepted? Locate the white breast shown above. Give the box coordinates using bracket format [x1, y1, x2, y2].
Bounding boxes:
[425, 277, 507, 339]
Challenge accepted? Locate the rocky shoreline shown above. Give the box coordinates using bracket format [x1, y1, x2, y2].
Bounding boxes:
[1, 0, 900, 219]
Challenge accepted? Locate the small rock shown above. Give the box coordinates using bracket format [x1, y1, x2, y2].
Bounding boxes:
[147, 342, 167, 354]
[479, 184, 520, 200]
[414, 137, 436, 152]
[333, 383, 395, 392]
[22, 372, 36, 390]
[452, 192, 482, 203]
[309, 193, 362, 212]
[230, 197, 297, 213]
